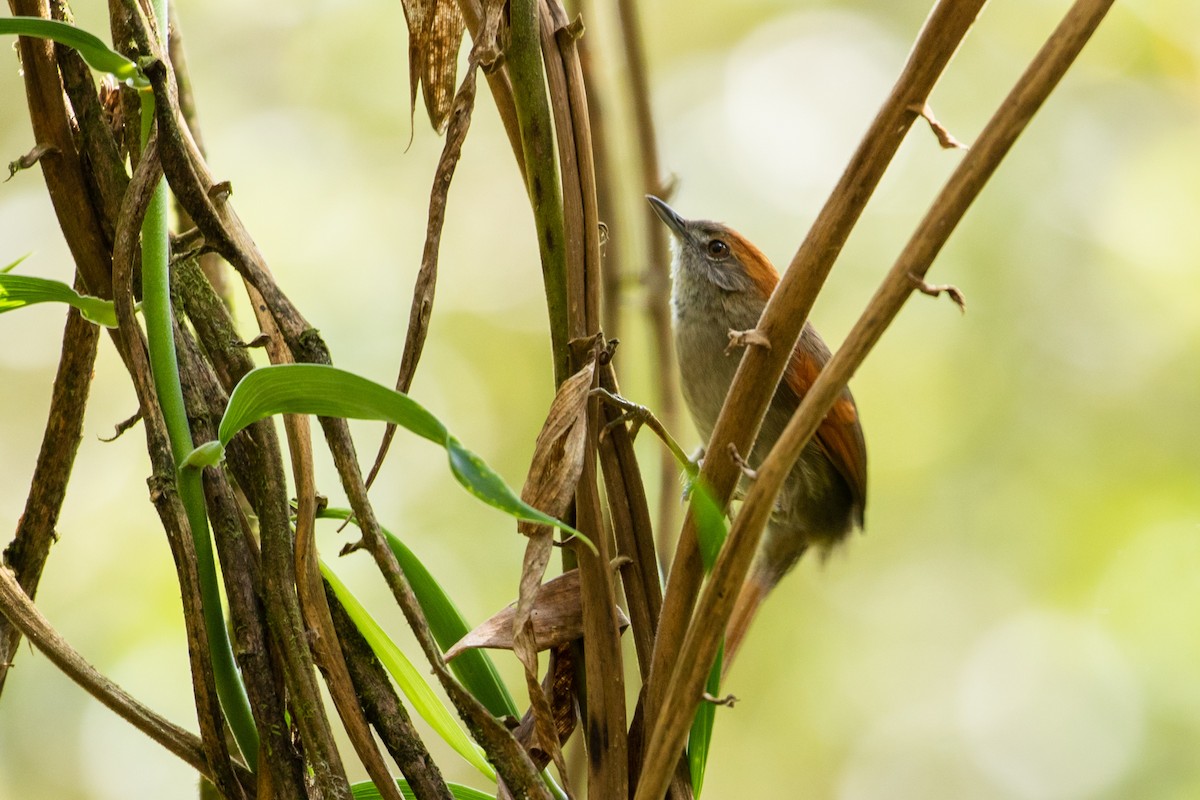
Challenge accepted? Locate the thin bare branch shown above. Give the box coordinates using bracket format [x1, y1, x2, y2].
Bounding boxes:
[635, 1, 1117, 796]
[641, 0, 990, 765]
[367, 61, 481, 489]
[542, 3, 630, 795]
[0, 567, 252, 788]
[615, 0, 683, 564]
[0, 299, 98, 695]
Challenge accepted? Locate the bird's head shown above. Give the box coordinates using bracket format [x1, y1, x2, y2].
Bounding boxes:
[647, 195, 779, 298]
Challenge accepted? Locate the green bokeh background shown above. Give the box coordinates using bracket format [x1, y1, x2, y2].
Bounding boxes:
[1, 1, 1197, 798]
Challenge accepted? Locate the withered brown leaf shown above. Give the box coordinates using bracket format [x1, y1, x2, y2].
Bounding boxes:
[444, 569, 630, 661]
[401, 0, 467, 134]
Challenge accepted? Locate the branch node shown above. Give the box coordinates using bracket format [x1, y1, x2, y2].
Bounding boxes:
[237, 333, 272, 349]
[592, 388, 649, 442]
[7, 143, 58, 181]
[598, 338, 619, 366]
[702, 692, 738, 708]
[338, 539, 365, 557]
[611, 555, 633, 571]
[207, 181, 233, 204]
[909, 272, 967, 312]
[725, 328, 771, 356]
[908, 102, 969, 150]
[100, 410, 143, 443]
[726, 443, 757, 480]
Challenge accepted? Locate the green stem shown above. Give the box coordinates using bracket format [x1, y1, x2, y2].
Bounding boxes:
[507, 0, 570, 385]
[138, 4, 259, 768]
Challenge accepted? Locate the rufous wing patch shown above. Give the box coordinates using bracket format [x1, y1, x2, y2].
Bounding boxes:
[783, 337, 868, 522]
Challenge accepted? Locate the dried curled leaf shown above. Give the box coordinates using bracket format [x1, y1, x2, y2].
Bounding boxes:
[444, 570, 630, 661]
[401, 0, 467, 134]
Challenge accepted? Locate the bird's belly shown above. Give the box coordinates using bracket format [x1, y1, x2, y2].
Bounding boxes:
[674, 318, 742, 442]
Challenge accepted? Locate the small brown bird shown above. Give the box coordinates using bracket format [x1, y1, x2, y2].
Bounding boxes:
[647, 195, 868, 668]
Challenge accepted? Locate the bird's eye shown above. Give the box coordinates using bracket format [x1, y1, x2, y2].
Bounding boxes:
[706, 239, 730, 259]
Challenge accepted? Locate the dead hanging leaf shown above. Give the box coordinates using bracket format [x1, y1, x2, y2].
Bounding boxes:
[400, 0, 467, 134]
[444, 569, 630, 661]
[518, 356, 595, 536]
[511, 352, 597, 654]
[512, 645, 578, 771]
[507, 346, 600, 789]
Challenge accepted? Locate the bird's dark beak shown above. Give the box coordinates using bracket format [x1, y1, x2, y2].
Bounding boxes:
[646, 195, 688, 239]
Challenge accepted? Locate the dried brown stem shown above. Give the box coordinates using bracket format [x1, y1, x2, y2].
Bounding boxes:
[595, 360, 662, 678]
[635, 1, 1116, 796]
[542, 2, 629, 795]
[172, 322, 308, 796]
[8, 0, 116, 301]
[0, 567, 253, 790]
[573, 3, 621, 340]
[167, 6, 231, 303]
[366, 61, 481, 490]
[318, 415, 552, 800]
[456, 0, 528, 183]
[641, 0, 989, 765]
[0, 299, 99, 696]
[285, 405, 402, 800]
[615, 0, 682, 564]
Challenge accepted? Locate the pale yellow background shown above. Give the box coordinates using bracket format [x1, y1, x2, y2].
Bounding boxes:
[1, 1, 1197, 798]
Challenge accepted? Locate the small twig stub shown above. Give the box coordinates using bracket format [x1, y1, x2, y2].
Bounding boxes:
[909, 272, 967, 312]
[6, 143, 58, 181]
[725, 327, 771, 356]
[909, 102, 970, 150]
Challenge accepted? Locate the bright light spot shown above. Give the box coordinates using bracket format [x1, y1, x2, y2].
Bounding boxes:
[722, 11, 903, 210]
[958, 611, 1143, 799]
[78, 639, 197, 800]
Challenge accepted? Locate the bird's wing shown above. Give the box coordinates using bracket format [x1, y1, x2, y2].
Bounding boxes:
[783, 326, 868, 525]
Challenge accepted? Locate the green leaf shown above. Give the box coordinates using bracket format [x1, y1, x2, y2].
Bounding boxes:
[216, 364, 446, 446]
[350, 779, 495, 800]
[446, 436, 580, 538]
[0, 271, 120, 327]
[321, 561, 497, 782]
[0, 17, 146, 87]
[688, 644, 724, 797]
[689, 477, 729, 572]
[204, 364, 582, 542]
[2, 254, 30, 274]
[317, 507, 518, 719]
[181, 440, 224, 470]
[685, 478, 728, 796]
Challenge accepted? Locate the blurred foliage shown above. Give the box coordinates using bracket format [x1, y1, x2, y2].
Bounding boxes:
[1, 0, 1197, 798]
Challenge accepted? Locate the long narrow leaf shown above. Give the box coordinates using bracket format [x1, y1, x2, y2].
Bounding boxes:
[317, 507, 517, 718]
[688, 645, 724, 796]
[192, 364, 585, 545]
[321, 561, 497, 782]
[686, 479, 728, 795]
[0, 272, 119, 327]
[690, 477, 729, 572]
[216, 364, 446, 445]
[0, 17, 146, 87]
